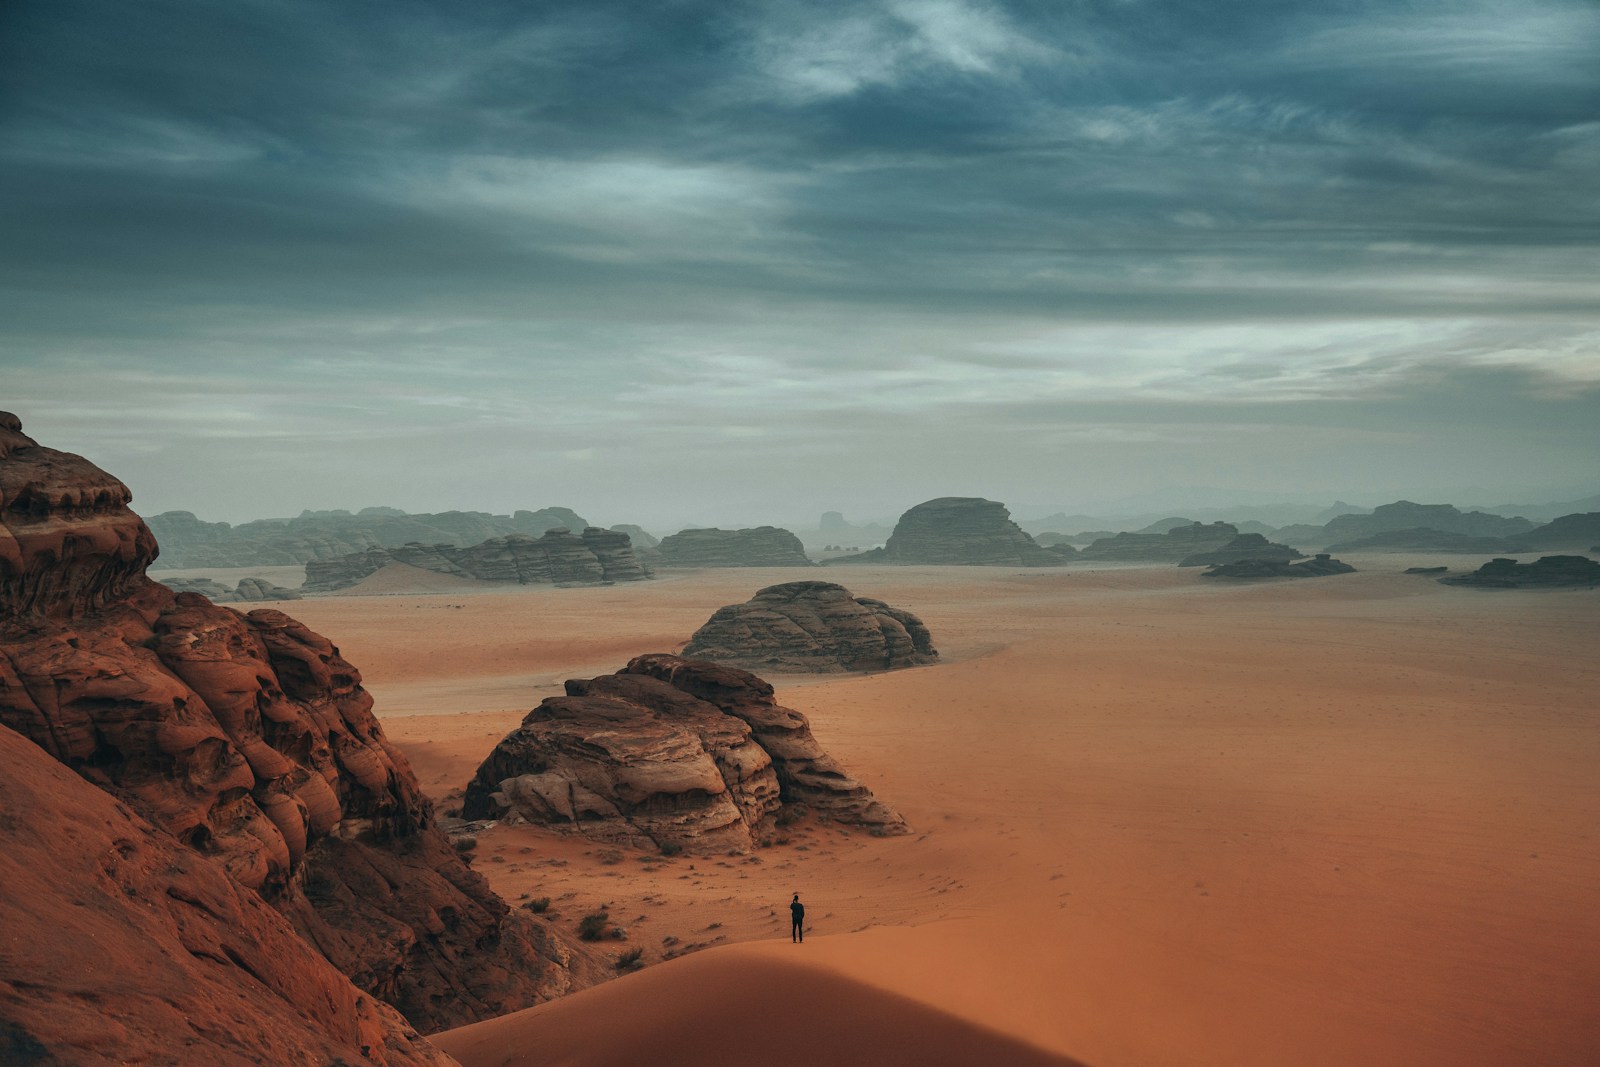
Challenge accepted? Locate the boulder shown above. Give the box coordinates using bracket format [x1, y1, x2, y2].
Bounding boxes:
[655, 526, 813, 568]
[0, 412, 581, 1034]
[463, 654, 907, 851]
[682, 581, 938, 673]
[1200, 553, 1355, 579]
[1078, 521, 1240, 562]
[833, 497, 1059, 566]
[1439, 555, 1600, 589]
[1178, 533, 1304, 568]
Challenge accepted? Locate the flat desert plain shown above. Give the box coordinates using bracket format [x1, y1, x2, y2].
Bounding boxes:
[277, 560, 1600, 1067]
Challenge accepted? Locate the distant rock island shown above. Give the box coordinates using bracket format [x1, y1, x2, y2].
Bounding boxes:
[1201, 554, 1356, 579]
[1077, 521, 1240, 562]
[303, 527, 649, 591]
[1178, 533, 1304, 568]
[1324, 528, 1519, 553]
[1320, 501, 1535, 543]
[832, 497, 1063, 566]
[654, 526, 813, 567]
[145, 505, 592, 569]
[683, 581, 938, 673]
[161, 575, 303, 601]
[463, 654, 907, 851]
[1440, 555, 1600, 589]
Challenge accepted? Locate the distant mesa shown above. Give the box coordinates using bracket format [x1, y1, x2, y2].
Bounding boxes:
[1201, 554, 1356, 579]
[832, 497, 1063, 566]
[1319, 501, 1535, 543]
[1507, 511, 1600, 551]
[1178, 533, 1304, 568]
[682, 581, 938, 674]
[0, 412, 579, 1040]
[162, 575, 303, 601]
[463, 653, 907, 851]
[144, 504, 592, 569]
[1440, 555, 1600, 589]
[1324, 528, 1519, 554]
[1077, 521, 1240, 562]
[609, 522, 659, 548]
[303, 526, 650, 592]
[655, 525, 813, 568]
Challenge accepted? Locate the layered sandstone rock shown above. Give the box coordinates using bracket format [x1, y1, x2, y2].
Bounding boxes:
[1078, 521, 1240, 562]
[303, 527, 649, 592]
[682, 581, 938, 673]
[833, 497, 1059, 566]
[1178, 533, 1304, 568]
[464, 654, 907, 851]
[655, 526, 813, 568]
[0, 412, 579, 1035]
[1200, 553, 1356, 579]
[0, 724, 454, 1067]
[1440, 555, 1600, 588]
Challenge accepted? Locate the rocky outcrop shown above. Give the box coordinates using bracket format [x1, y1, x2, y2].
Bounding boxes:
[464, 654, 907, 851]
[303, 527, 650, 592]
[0, 412, 579, 1035]
[162, 575, 303, 601]
[1178, 533, 1303, 568]
[832, 497, 1060, 566]
[1440, 555, 1600, 589]
[1508, 512, 1600, 551]
[1200, 554, 1356, 579]
[1078, 521, 1240, 562]
[682, 581, 938, 673]
[1324, 528, 1519, 554]
[655, 526, 813, 568]
[1319, 501, 1535, 543]
[0, 724, 454, 1067]
[146, 505, 591, 570]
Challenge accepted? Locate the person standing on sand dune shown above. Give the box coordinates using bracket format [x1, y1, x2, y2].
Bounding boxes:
[790, 893, 805, 943]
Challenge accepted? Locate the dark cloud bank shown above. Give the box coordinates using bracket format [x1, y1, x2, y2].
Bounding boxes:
[2, 0, 1596, 527]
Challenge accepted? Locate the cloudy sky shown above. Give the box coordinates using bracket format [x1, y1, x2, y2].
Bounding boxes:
[3, 0, 1597, 528]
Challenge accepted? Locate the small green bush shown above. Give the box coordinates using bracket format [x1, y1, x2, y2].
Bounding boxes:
[577, 911, 611, 941]
[524, 897, 551, 914]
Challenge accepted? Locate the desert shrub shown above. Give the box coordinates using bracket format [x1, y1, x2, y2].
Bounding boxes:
[614, 948, 644, 972]
[577, 911, 611, 941]
[658, 841, 683, 857]
[453, 837, 477, 852]
[524, 897, 551, 914]
[597, 848, 624, 866]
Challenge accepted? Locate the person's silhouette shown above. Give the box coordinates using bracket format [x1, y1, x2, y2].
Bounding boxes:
[790, 893, 805, 943]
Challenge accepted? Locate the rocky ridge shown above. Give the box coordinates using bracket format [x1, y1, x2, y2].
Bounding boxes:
[654, 526, 813, 568]
[161, 575, 304, 601]
[1200, 554, 1356, 579]
[1177, 533, 1304, 568]
[682, 581, 938, 673]
[463, 653, 907, 851]
[1439, 555, 1600, 589]
[1078, 521, 1240, 562]
[1324, 528, 1519, 554]
[832, 497, 1061, 566]
[303, 527, 649, 592]
[0, 412, 580, 1038]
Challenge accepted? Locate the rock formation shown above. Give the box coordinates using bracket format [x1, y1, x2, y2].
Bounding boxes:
[463, 654, 907, 851]
[161, 575, 304, 601]
[1323, 528, 1519, 554]
[303, 527, 650, 592]
[0, 412, 579, 1035]
[1077, 521, 1240, 562]
[1439, 555, 1600, 589]
[1319, 501, 1535, 543]
[146, 505, 592, 569]
[682, 581, 938, 673]
[831, 497, 1060, 566]
[1177, 533, 1304, 568]
[654, 526, 813, 568]
[0, 723, 454, 1067]
[1507, 512, 1600, 551]
[1200, 554, 1356, 579]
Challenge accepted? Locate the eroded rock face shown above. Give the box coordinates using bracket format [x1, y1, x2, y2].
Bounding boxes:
[0, 412, 577, 1035]
[303, 527, 649, 592]
[682, 581, 938, 673]
[464, 654, 907, 850]
[1200, 553, 1356, 579]
[1440, 555, 1600, 588]
[836, 497, 1059, 566]
[0, 724, 455, 1067]
[1178, 533, 1304, 568]
[162, 575, 303, 601]
[1078, 521, 1240, 562]
[654, 526, 813, 568]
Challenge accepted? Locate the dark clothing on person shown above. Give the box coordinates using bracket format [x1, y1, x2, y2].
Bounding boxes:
[790, 900, 805, 942]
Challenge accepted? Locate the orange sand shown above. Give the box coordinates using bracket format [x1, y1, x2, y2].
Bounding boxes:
[285, 560, 1600, 1067]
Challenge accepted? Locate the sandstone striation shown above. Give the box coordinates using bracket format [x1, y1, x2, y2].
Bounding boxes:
[682, 581, 938, 673]
[1439, 555, 1600, 589]
[654, 526, 813, 568]
[1078, 521, 1240, 562]
[1178, 533, 1304, 568]
[832, 497, 1060, 566]
[1200, 554, 1356, 579]
[0, 412, 580, 1035]
[303, 527, 650, 592]
[463, 653, 907, 851]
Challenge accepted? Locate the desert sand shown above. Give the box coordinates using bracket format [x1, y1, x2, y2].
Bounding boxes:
[279, 558, 1600, 1067]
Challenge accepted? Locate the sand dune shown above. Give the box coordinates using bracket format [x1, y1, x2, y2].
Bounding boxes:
[286, 559, 1600, 1066]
